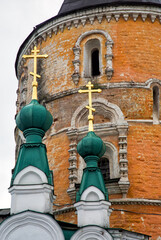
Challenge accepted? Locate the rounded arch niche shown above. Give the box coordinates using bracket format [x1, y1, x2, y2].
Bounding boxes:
[72, 30, 114, 84]
[71, 98, 125, 129]
[67, 98, 129, 200]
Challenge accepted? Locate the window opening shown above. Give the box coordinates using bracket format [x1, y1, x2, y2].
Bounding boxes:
[98, 157, 110, 183]
[91, 49, 100, 77]
[153, 86, 159, 124]
[84, 39, 101, 78]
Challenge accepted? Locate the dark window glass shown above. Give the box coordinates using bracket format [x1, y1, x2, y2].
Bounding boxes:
[153, 86, 159, 123]
[91, 49, 100, 77]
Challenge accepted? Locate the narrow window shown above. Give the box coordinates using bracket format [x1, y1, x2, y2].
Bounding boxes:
[98, 157, 110, 183]
[153, 86, 159, 124]
[84, 39, 101, 78]
[91, 49, 100, 77]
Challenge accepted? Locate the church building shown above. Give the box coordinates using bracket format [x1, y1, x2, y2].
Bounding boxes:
[1, 0, 161, 239]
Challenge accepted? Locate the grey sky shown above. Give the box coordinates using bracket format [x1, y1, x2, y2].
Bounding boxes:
[0, 0, 64, 208]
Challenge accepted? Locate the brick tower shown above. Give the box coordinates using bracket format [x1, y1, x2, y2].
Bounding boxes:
[15, 1, 161, 239]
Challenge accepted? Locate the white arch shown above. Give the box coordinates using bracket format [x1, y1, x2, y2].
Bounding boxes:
[145, 78, 161, 88]
[81, 186, 105, 201]
[13, 166, 48, 185]
[71, 226, 113, 240]
[71, 98, 125, 128]
[76, 29, 113, 47]
[0, 211, 65, 240]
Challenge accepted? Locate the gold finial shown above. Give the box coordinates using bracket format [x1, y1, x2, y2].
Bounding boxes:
[23, 46, 48, 100]
[78, 81, 102, 132]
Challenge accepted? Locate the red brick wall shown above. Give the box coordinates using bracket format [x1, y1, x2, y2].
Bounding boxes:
[17, 15, 161, 239]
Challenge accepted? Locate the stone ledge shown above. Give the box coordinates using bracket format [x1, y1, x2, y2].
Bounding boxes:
[53, 206, 75, 215]
[43, 79, 161, 104]
[53, 198, 161, 216]
[111, 198, 161, 206]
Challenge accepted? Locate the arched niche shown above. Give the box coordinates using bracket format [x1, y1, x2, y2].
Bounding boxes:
[67, 99, 129, 200]
[71, 98, 125, 129]
[72, 30, 113, 84]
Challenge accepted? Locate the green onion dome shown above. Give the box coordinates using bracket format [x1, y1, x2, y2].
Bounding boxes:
[77, 131, 106, 159]
[16, 100, 53, 133]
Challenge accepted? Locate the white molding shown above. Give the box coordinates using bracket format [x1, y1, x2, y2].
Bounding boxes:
[76, 30, 113, 46]
[71, 98, 125, 128]
[104, 142, 119, 179]
[71, 226, 113, 240]
[0, 211, 65, 240]
[111, 198, 161, 206]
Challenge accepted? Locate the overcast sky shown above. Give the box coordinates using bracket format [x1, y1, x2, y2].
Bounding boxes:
[0, 0, 64, 209]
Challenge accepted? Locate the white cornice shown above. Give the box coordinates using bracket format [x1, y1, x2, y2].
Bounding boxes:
[53, 198, 161, 215]
[17, 5, 161, 77]
[111, 198, 161, 206]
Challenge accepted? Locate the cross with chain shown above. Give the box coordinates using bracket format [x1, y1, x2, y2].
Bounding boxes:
[78, 81, 102, 131]
[23, 46, 48, 100]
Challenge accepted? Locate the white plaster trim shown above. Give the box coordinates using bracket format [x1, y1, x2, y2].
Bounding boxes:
[76, 30, 113, 47]
[127, 119, 153, 123]
[0, 211, 65, 240]
[104, 142, 119, 179]
[13, 166, 48, 185]
[17, 5, 161, 78]
[72, 30, 113, 83]
[111, 198, 161, 206]
[81, 186, 105, 201]
[71, 98, 125, 128]
[71, 226, 113, 240]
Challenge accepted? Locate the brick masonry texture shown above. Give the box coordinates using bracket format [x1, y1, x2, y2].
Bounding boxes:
[16, 15, 161, 239]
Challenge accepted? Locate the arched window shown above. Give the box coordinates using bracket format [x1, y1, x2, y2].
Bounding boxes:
[91, 49, 100, 77]
[84, 39, 101, 78]
[98, 157, 110, 183]
[153, 86, 159, 124]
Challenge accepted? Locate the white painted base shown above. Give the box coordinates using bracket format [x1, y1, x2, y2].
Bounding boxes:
[75, 200, 112, 228]
[9, 184, 55, 215]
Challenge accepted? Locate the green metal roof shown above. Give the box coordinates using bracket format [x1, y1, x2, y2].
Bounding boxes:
[11, 142, 53, 186]
[11, 99, 53, 186]
[16, 99, 53, 132]
[76, 131, 108, 201]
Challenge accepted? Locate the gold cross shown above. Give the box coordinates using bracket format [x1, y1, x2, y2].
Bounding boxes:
[78, 81, 102, 131]
[23, 46, 48, 100]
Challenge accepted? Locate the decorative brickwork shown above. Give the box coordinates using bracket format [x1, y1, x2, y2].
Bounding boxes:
[15, 5, 161, 239]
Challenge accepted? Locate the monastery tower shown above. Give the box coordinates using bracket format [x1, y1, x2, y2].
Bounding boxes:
[14, 0, 161, 239]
